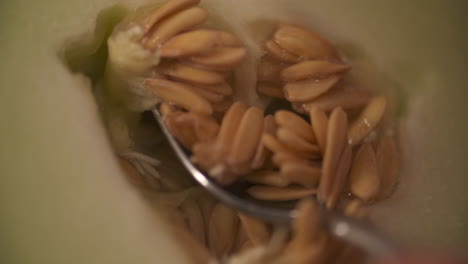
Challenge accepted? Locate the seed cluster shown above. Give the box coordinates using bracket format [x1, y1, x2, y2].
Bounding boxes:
[112, 0, 401, 262]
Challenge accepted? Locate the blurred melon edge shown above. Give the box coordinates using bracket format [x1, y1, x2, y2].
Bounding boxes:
[0, 0, 190, 263]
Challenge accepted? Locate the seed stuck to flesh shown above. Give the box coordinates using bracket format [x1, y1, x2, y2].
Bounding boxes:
[189, 47, 247, 70]
[143, 7, 208, 49]
[265, 40, 302, 63]
[349, 143, 380, 202]
[118, 157, 147, 187]
[281, 60, 351, 82]
[181, 198, 206, 245]
[142, 0, 201, 34]
[160, 29, 221, 57]
[145, 78, 213, 115]
[170, 223, 214, 264]
[348, 96, 388, 146]
[158, 62, 225, 85]
[208, 203, 239, 257]
[238, 213, 270, 246]
[274, 24, 340, 60]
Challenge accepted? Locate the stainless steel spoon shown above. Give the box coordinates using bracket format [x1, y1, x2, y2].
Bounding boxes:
[152, 107, 398, 259]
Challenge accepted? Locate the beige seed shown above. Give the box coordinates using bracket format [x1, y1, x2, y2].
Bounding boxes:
[118, 157, 147, 187]
[170, 224, 214, 264]
[288, 199, 321, 247]
[257, 55, 286, 83]
[160, 29, 221, 57]
[181, 199, 206, 245]
[310, 107, 328, 153]
[239, 240, 255, 252]
[196, 193, 216, 239]
[281, 60, 351, 82]
[234, 226, 249, 252]
[194, 82, 233, 96]
[277, 128, 321, 155]
[194, 117, 220, 143]
[173, 112, 219, 142]
[160, 102, 179, 117]
[143, 7, 208, 49]
[185, 85, 225, 103]
[247, 185, 316, 201]
[177, 60, 233, 73]
[334, 245, 366, 264]
[218, 31, 242, 47]
[212, 98, 233, 113]
[208, 203, 239, 257]
[245, 170, 289, 188]
[301, 86, 371, 112]
[326, 145, 352, 209]
[228, 106, 265, 169]
[274, 24, 340, 60]
[215, 102, 248, 157]
[283, 199, 329, 264]
[265, 40, 302, 63]
[238, 213, 270, 246]
[142, 0, 201, 34]
[376, 134, 400, 200]
[319, 107, 348, 201]
[281, 162, 321, 188]
[145, 78, 212, 115]
[165, 113, 198, 149]
[272, 152, 311, 167]
[348, 96, 387, 146]
[257, 82, 284, 98]
[189, 47, 247, 70]
[251, 115, 277, 169]
[274, 110, 315, 142]
[349, 143, 380, 202]
[344, 199, 369, 219]
[191, 141, 219, 172]
[262, 134, 307, 159]
[284, 75, 341, 102]
[158, 62, 225, 85]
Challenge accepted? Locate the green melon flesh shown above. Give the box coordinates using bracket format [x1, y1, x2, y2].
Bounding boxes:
[1, 1, 468, 263]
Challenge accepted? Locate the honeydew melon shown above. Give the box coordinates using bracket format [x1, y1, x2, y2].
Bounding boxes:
[1, 0, 467, 263]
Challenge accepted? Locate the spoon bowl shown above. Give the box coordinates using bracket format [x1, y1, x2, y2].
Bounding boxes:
[152, 106, 398, 258]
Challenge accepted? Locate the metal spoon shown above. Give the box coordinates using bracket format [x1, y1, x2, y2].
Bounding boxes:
[152, 107, 398, 259]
